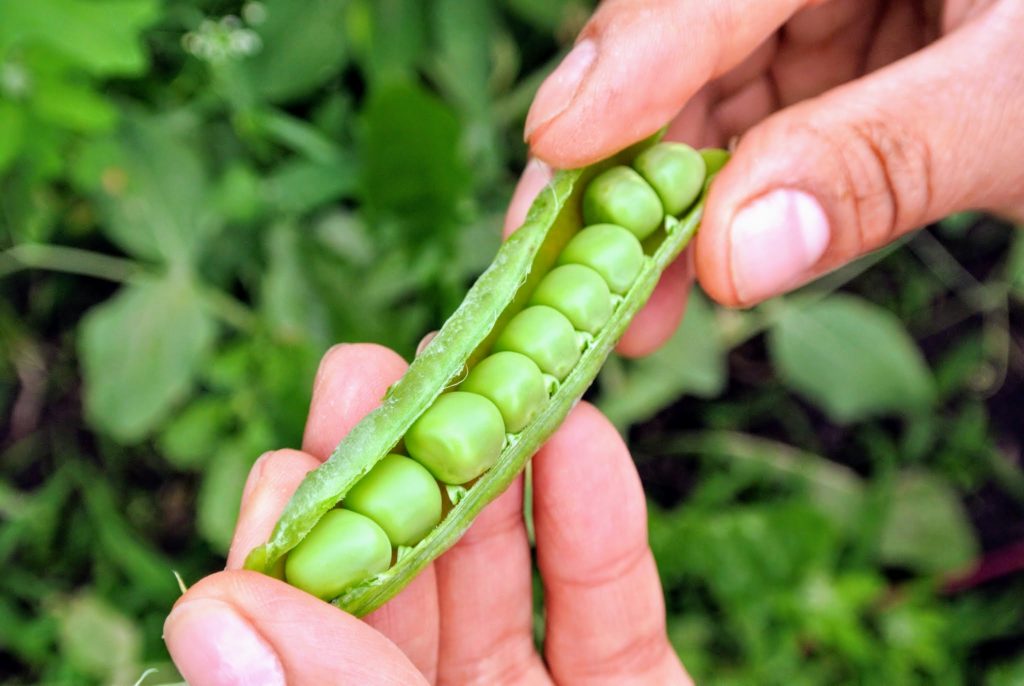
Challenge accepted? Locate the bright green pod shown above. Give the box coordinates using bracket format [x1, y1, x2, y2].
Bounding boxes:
[343, 454, 442, 546]
[405, 391, 505, 485]
[461, 352, 548, 433]
[528, 264, 612, 334]
[557, 224, 645, 295]
[284, 509, 392, 601]
[493, 305, 581, 380]
[632, 142, 706, 216]
[582, 166, 664, 240]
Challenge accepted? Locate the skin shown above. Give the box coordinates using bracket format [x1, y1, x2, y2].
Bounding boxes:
[165, 344, 689, 685]
[168, 1, 1024, 682]
[505, 0, 1024, 357]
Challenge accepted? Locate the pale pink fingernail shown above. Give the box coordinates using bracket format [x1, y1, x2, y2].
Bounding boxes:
[165, 599, 285, 686]
[415, 331, 437, 356]
[524, 40, 596, 141]
[503, 158, 553, 237]
[729, 189, 830, 303]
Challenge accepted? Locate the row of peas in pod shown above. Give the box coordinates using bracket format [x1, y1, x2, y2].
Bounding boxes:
[283, 143, 707, 600]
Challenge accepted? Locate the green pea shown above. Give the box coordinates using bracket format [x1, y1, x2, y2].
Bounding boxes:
[632, 142, 705, 216]
[529, 264, 612, 334]
[405, 391, 505, 485]
[700, 148, 730, 176]
[582, 166, 663, 241]
[461, 352, 547, 433]
[558, 224, 644, 295]
[493, 305, 581, 380]
[344, 454, 442, 547]
[284, 509, 392, 600]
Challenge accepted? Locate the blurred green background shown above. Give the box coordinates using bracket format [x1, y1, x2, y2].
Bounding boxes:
[1, 1, 1023, 684]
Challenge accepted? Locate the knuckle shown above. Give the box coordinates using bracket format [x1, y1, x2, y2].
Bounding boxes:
[814, 117, 934, 250]
[571, 620, 674, 680]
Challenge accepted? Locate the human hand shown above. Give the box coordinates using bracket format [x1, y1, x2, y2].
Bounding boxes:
[164, 344, 691, 685]
[507, 0, 1024, 356]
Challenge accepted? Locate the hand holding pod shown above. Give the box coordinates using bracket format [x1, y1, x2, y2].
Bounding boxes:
[244, 137, 728, 615]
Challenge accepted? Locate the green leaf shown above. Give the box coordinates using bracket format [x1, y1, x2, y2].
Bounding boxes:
[32, 76, 117, 131]
[878, 470, 978, 574]
[213, 163, 264, 223]
[1005, 231, 1024, 301]
[80, 276, 217, 442]
[359, 81, 466, 238]
[0, 596, 56, 663]
[431, 0, 494, 115]
[0, 0, 159, 76]
[158, 397, 232, 470]
[597, 291, 726, 429]
[57, 594, 141, 685]
[198, 442, 254, 553]
[503, 0, 582, 32]
[429, 0, 501, 181]
[97, 114, 218, 263]
[0, 100, 25, 172]
[987, 655, 1024, 686]
[662, 431, 866, 530]
[348, 0, 425, 84]
[245, 0, 350, 103]
[265, 157, 357, 215]
[261, 224, 329, 344]
[77, 469, 180, 602]
[768, 295, 935, 422]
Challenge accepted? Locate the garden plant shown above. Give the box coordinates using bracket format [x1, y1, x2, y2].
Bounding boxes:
[1, 0, 1023, 684]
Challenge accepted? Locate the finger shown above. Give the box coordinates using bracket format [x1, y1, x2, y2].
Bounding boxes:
[165, 571, 428, 686]
[302, 343, 409, 461]
[697, 3, 1024, 307]
[227, 449, 320, 570]
[769, 3, 880, 106]
[615, 250, 693, 358]
[300, 342, 441, 674]
[503, 158, 554, 238]
[525, 0, 809, 168]
[534, 402, 689, 685]
[434, 477, 549, 684]
[364, 569, 441, 684]
[415, 331, 437, 356]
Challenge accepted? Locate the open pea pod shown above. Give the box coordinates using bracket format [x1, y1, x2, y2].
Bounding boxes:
[244, 136, 726, 616]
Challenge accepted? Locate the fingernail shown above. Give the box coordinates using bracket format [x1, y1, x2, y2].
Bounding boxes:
[415, 331, 437, 356]
[524, 40, 596, 141]
[312, 343, 348, 396]
[241, 451, 273, 505]
[729, 189, 830, 303]
[503, 159, 553, 238]
[165, 599, 285, 686]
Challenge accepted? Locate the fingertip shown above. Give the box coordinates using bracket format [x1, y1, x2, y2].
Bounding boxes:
[168, 571, 428, 686]
[503, 159, 553, 238]
[166, 575, 286, 686]
[304, 343, 409, 459]
[228, 449, 321, 570]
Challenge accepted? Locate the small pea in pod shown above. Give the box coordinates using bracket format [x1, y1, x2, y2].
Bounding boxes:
[245, 137, 728, 615]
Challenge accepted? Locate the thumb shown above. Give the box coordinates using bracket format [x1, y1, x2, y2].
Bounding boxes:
[164, 571, 429, 685]
[696, 2, 1024, 307]
[525, 0, 809, 168]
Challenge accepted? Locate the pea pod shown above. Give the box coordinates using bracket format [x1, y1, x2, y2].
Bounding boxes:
[244, 137, 728, 615]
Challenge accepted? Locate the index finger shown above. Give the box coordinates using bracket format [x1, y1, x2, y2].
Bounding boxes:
[525, 0, 808, 168]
